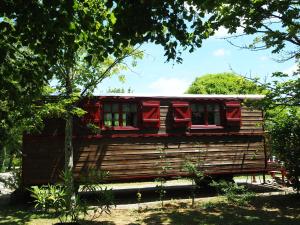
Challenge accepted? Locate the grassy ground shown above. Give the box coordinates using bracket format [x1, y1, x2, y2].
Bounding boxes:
[0, 194, 299, 225]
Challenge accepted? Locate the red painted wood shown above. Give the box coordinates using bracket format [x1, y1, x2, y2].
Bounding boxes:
[141, 100, 160, 128]
[81, 99, 101, 127]
[172, 101, 191, 127]
[225, 101, 241, 127]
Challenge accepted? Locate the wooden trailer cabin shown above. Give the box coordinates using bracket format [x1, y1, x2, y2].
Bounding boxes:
[22, 94, 266, 186]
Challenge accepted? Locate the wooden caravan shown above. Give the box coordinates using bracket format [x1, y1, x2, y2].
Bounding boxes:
[22, 94, 266, 186]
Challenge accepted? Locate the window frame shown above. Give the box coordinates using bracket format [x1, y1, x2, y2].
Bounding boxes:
[189, 101, 224, 130]
[101, 101, 140, 131]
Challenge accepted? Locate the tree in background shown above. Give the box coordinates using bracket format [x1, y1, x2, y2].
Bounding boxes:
[186, 72, 265, 94]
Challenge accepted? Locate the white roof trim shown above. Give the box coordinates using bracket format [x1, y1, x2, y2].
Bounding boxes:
[98, 93, 265, 100]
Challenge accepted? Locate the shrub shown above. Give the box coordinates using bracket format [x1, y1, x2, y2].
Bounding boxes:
[210, 180, 255, 206]
[30, 169, 115, 223]
[183, 161, 204, 207]
[30, 184, 87, 223]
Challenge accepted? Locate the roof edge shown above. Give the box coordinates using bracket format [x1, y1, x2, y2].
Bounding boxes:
[96, 93, 265, 100]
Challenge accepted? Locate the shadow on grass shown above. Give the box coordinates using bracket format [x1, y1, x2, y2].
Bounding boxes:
[141, 194, 300, 225]
[80, 220, 116, 225]
[0, 204, 57, 225]
[80, 182, 284, 206]
[1, 188, 298, 225]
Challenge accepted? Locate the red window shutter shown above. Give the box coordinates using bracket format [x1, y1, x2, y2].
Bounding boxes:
[172, 101, 191, 127]
[142, 101, 160, 128]
[225, 101, 241, 127]
[82, 102, 101, 126]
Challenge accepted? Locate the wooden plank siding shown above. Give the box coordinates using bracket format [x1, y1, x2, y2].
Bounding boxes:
[22, 102, 266, 186]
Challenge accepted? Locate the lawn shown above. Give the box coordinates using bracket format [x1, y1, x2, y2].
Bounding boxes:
[0, 194, 299, 225]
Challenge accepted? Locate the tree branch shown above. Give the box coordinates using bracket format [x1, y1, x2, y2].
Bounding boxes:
[80, 47, 141, 97]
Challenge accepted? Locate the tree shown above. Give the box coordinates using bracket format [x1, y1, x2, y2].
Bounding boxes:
[0, 0, 213, 214]
[186, 72, 265, 94]
[266, 107, 300, 193]
[196, 0, 299, 61]
[50, 45, 142, 210]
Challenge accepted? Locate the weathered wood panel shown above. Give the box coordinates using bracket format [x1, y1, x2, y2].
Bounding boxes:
[71, 136, 265, 181]
[22, 134, 265, 186]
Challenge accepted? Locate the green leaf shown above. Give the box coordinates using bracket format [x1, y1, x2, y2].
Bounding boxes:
[69, 22, 76, 31]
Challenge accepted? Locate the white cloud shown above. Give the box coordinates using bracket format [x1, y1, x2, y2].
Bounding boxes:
[214, 27, 230, 38]
[213, 48, 225, 56]
[212, 48, 230, 57]
[148, 77, 190, 95]
[213, 26, 244, 38]
[259, 56, 269, 61]
[283, 64, 298, 75]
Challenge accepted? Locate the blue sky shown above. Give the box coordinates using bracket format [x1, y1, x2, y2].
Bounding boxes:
[97, 28, 297, 95]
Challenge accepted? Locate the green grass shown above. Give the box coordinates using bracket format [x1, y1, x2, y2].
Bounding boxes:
[0, 194, 299, 225]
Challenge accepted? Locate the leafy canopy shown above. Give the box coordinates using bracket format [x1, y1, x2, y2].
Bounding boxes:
[186, 73, 266, 94]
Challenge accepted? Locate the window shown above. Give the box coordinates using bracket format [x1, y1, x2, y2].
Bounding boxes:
[191, 103, 221, 126]
[103, 103, 138, 128]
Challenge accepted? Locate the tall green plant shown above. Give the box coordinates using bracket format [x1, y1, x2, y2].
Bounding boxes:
[183, 161, 204, 207]
[155, 147, 171, 208]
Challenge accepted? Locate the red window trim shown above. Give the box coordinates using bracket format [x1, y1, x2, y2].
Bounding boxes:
[102, 126, 140, 131]
[101, 102, 140, 131]
[189, 102, 224, 130]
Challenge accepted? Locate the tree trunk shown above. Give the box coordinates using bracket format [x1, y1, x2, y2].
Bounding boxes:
[64, 73, 75, 210]
[0, 146, 6, 172]
[64, 110, 75, 209]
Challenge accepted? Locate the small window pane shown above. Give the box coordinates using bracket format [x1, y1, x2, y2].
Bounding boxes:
[123, 103, 129, 112]
[207, 104, 214, 111]
[208, 111, 215, 124]
[191, 104, 197, 112]
[197, 105, 204, 112]
[130, 104, 137, 112]
[214, 111, 221, 125]
[112, 103, 119, 113]
[103, 104, 111, 112]
[113, 113, 119, 126]
[126, 112, 137, 126]
[122, 113, 127, 126]
[192, 112, 205, 125]
[104, 113, 112, 126]
[133, 115, 137, 126]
